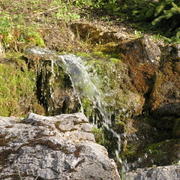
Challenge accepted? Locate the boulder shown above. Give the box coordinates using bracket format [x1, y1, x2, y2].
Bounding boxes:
[0, 113, 120, 180]
[126, 165, 180, 180]
[118, 35, 162, 66]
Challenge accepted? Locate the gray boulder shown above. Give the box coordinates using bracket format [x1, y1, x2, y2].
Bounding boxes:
[126, 165, 180, 180]
[0, 113, 120, 180]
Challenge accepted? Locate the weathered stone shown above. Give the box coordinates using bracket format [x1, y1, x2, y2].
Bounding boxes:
[0, 113, 120, 180]
[118, 35, 162, 65]
[126, 165, 180, 180]
[150, 60, 180, 117]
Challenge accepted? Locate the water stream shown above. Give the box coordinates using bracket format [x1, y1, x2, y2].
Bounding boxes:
[58, 54, 122, 164]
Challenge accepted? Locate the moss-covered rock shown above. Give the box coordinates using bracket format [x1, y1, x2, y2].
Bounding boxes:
[24, 47, 81, 115]
[0, 52, 44, 116]
[150, 60, 180, 117]
[80, 52, 145, 117]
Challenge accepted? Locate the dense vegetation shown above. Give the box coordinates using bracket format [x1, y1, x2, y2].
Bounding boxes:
[88, 0, 180, 42]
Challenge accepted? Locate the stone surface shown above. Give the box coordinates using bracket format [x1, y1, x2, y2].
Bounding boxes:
[118, 35, 162, 65]
[126, 165, 180, 180]
[0, 113, 120, 180]
[150, 60, 180, 117]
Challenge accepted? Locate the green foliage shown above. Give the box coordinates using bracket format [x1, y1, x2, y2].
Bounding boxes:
[89, 0, 179, 42]
[101, 0, 120, 14]
[0, 12, 45, 48]
[56, 7, 80, 21]
[74, 0, 93, 7]
[124, 0, 180, 41]
[0, 12, 13, 47]
[90, 0, 119, 13]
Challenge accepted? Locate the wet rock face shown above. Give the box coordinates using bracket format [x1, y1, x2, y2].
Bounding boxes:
[126, 165, 180, 180]
[36, 60, 80, 115]
[0, 113, 120, 180]
[24, 48, 80, 115]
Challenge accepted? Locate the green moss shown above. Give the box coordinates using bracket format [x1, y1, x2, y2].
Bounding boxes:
[92, 126, 117, 156]
[91, 51, 109, 58]
[0, 54, 43, 116]
[92, 127, 106, 145]
[93, 42, 120, 58]
[110, 57, 121, 63]
[146, 142, 166, 156]
[76, 52, 92, 58]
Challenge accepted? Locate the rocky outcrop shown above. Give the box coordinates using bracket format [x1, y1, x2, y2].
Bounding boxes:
[24, 44, 179, 171]
[150, 60, 180, 117]
[126, 165, 180, 180]
[0, 113, 120, 180]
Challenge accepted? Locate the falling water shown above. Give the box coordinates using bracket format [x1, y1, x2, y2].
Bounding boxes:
[58, 54, 122, 164]
[25, 47, 123, 165]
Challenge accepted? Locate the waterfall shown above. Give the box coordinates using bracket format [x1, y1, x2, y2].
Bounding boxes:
[25, 47, 123, 165]
[58, 54, 122, 164]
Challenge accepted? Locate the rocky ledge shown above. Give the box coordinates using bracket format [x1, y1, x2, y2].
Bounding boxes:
[0, 113, 120, 180]
[126, 165, 180, 180]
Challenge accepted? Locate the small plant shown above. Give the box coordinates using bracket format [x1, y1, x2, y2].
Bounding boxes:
[92, 127, 106, 145]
